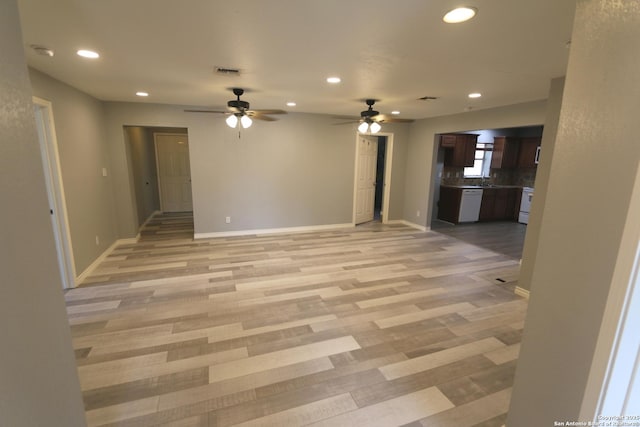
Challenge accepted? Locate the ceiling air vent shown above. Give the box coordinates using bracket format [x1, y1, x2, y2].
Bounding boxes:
[418, 96, 439, 101]
[215, 66, 241, 76]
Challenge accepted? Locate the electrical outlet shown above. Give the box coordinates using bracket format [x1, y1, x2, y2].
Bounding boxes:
[225, 216, 231, 224]
[416, 210, 421, 217]
[102, 167, 108, 177]
[95, 235, 100, 245]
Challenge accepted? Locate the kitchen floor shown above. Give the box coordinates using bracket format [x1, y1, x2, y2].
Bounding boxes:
[68, 214, 526, 426]
[430, 220, 528, 260]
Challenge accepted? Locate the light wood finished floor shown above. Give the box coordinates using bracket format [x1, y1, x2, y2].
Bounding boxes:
[68, 213, 526, 427]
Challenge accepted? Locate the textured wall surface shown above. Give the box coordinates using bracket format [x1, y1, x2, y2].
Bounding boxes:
[517, 77, 565, 292]
[508, 0, 640, 424]
[0, 0, 86, 425]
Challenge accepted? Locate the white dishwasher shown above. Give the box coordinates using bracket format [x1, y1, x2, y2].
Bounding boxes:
[459, 189, 484, 222]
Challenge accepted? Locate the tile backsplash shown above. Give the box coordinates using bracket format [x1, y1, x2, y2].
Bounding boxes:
[441, 166, 537, 188]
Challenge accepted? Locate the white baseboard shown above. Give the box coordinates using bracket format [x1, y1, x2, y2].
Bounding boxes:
[515, 286, 531, 299]
[194, 223, 354, 239]
[75, 237, 138, 285]
[386, 219, 429, 232]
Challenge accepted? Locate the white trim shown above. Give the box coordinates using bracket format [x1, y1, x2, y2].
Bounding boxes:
[514, 286, 531, 299]
[75, 237, 138, 284]
[194, 223, 354, 239]
[33, 97, 77, 289]
[386, 219, 429, 232]
[134, 210, 161, 241]
[381, 134, 394, 224]
[140, 210, 161, 229]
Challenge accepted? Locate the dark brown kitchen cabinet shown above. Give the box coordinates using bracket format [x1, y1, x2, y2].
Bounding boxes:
[479, 189, 496, 221]
[440, 134, 457, 148]
[479, 187, 519, 221]
[491, 136, 520, 169]
[518, 137, 542, 168]
[438, 186, 463, 223]
[441, 133, 478, 167]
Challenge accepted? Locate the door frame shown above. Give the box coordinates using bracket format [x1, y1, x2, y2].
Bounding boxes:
[33, 97, 77, 289]
[352, 131, 394, 225]
[153, 132, 192, 213]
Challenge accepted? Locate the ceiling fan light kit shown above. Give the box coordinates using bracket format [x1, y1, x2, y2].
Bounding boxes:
[334, 99, 413, 133]
[358, 121, 371, 133]
[358, 120, 381, 134]
[184, 87, 286, 130]
[240, 115, 252, 128]
[225, 114, 238, 128]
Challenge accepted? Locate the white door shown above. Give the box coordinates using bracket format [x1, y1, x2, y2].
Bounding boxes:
[354, 135, 378, 224]
[33, 97, 76, 289]
[154, 133, 193, 212]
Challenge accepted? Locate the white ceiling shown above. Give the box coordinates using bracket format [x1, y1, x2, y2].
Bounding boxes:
[17, 0, 576, 120]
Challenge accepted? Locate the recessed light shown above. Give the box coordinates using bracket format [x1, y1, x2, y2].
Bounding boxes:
[286, 102, 297, 107]
[326, 77, 341, 84]
[468, 92, 482, 98]
[136, 92, 149, 97]
[443, 7, 477, 23]
[391, 111, 400, 115]
[77, 49, 100, 59]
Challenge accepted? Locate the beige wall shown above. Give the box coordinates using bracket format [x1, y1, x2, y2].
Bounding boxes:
[508, 0, 640, 424]
[0, 0, 85, 424]
[125, 126, 163, 227]
[103, 102, 411, 237]
[517, 77, 566, 292]
[28, 68, 118, 275]
[402, 100, 548, 227]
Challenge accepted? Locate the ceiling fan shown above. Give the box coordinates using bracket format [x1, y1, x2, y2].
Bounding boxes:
[184, 88, 286, 128]
[335, 99, 414, 134]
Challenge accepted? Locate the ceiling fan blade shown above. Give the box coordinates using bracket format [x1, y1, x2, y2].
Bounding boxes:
[249, 109, 287, 115]
[333, 121, 358, 126]
[250, 113, 278, 122]
[332, 115, 360, 121]
[373, 114, 414, 123]
[184, 109, 227, 114]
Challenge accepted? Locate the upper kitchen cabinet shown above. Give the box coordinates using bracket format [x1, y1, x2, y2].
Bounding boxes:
[518, 137, 542, 168]
[491, 136, 520, 169]
[442, 133, 478, 167]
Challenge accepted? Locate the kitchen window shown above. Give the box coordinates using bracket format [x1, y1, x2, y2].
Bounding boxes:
[464, 143, 493, 177]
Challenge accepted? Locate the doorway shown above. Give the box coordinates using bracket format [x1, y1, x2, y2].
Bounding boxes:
[125, 127, 192, 230]
[33, 97, 76, 289]
[353, 133, 392, 225]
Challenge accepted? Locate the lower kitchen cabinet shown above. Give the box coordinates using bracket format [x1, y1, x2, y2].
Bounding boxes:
[438, 186, 462, 223]
[439, 186, 521, 223]
[479, 187, 519, 221]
